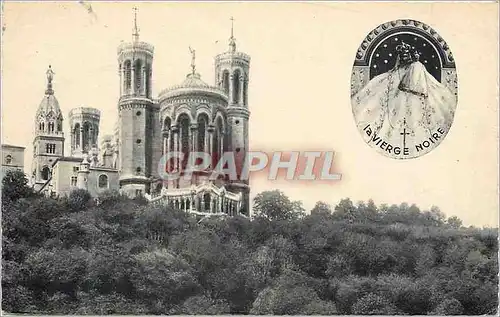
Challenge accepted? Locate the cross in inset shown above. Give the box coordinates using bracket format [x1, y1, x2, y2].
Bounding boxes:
[400, 118, 410, 149]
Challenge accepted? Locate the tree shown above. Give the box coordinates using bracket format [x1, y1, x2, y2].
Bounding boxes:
[432, 297, 464, 315]
[253, 190, 304, 221]
[333, 198, 356, 221]
[66, 189, 92, 212]
[172, 295, 230, 315]
[352, 293, 399, 315]
[1, 170, 33, 202]
[310, 201, 332, 216]
[447, 216, 463, 229]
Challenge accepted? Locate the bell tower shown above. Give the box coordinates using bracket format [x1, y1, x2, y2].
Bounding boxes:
[117, 7, 155, 198]
[214, 18, 251, 215]
[69, 107, 101, 157]
[32, 65, 65, 191]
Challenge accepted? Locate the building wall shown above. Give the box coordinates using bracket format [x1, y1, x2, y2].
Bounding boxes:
[119, 100, 153, 195]
[50, 160, 80, 197]
[1, 145, 25, 180]
[87, 168, 119, 197]
[50, 160, 119, 198]
[149, 104, 163, 180]
[33, 135, 64, 188]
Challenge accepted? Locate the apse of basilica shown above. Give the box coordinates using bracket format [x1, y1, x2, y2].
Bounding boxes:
[31, 12, 250, 217]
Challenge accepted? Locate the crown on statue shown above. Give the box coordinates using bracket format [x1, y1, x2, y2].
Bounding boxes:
[395, 41, 421, 64]
[395, 42, 411, 53]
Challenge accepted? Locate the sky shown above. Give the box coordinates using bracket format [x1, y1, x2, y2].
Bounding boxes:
[1, 2, 498, 227]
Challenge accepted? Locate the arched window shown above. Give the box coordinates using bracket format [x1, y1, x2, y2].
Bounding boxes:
[48, 122, 54, 133]
[212, 116, 224, 166]
[82, 122, 91, 151]
[163, 117, 171, 132]
[5, 155, 12, 165]
[124, 60, 132, 90]
[74, 123, 81, 148]
[98, 174, 108, 188]
[57, 119, 62, 132]
[134, 59, 142, 91]
[178, 114, 190, 170]
[232, 70, 241, 104]
[39, 122, 44, 131]
[222, 70, 230, 94]
[197, 113, 209, 153]
[41, 166, 50, 180]
[155, 182, 163, 193]
[204, 193, 211, 212]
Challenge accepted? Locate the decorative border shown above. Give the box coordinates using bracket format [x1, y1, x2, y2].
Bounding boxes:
[354, 19, 455, 68]
[351, 19, 458, 97]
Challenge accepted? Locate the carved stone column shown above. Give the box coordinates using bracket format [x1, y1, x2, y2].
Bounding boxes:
[80, 127, 84, 150]
[229, 74, 234, 104]
[190, 123, 198, 152]
[239, 78, 244, 105]
[142, 65, 147, 96]
[163, 130, 170, 155]
[208, 125, 214, 167]
[172, 125, 179, 171]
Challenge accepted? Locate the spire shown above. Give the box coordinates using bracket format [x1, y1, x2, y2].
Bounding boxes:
[45, 65, 55, 95]
[189, 46, 196, 75]
[229, 16, 236, 52]
[132, 6, 140, 42]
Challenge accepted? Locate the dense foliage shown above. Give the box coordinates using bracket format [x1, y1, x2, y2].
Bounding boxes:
[2, 171, 498, 315]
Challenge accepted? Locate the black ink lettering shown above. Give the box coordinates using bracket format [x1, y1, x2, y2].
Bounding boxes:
[386, 144, 393, 153]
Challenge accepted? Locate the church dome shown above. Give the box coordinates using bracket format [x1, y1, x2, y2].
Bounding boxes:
[37, 94, 61, 117]
[158, 72, 228, 102]
[181, 72, 210, 88]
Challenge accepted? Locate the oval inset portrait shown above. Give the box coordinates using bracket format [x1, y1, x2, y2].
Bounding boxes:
[351, 19, 458, 159]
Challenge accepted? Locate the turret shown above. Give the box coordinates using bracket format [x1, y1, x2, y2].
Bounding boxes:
[76, 154, 91, 190]
[69, 107, 101, 157]
[117, 7, 156, 198]
[214, 18, 251, 215]
[32, 65, 65, 191]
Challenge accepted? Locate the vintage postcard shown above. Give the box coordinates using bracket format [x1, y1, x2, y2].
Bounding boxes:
[1, 1, 498, 315]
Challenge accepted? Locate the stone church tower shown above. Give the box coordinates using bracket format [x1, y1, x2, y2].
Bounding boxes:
[69, 107, 101, 157]
[214, 20, 251, 214]
[32, 66, 65, 191]
[117, 8, 159, 197]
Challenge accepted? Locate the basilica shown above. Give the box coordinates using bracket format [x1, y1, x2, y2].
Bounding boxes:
[31, 12, 250, 217]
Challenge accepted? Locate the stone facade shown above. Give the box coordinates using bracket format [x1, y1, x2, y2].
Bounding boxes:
[1, 144, 25, 180]
[31, 14, 251, 217]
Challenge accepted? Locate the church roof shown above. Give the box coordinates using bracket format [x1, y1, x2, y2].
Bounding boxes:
[37, 93, 62, 118]
[158, 72, 227, 102]
[181, 73, 210, 88]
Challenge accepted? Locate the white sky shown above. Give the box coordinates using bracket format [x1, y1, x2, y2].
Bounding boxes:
[1, 2, 498, 226]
